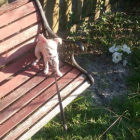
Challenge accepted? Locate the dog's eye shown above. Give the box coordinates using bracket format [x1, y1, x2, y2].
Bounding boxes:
[45, 48, 49, 50]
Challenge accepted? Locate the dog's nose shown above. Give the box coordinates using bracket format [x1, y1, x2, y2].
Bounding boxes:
[49, 53, 52, 55]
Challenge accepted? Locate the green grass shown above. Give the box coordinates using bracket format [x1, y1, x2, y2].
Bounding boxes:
[31, 89, 140, 140]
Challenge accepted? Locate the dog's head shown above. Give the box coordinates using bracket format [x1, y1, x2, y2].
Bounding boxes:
[38, 34, 62, 57]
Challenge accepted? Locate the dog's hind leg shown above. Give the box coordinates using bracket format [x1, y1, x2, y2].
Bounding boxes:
[32, 46, 41, 66]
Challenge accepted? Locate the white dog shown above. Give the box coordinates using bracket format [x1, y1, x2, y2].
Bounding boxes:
[32, 34, 63, 77]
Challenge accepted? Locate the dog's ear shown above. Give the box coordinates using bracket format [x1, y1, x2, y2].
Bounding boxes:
[38, 34, 47, 43]
[54, 38, 62, 45]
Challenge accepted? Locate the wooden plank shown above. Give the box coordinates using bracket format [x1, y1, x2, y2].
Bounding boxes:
[0, 62, 65, 113]
[0, 1, 38, 28]
[0, 38, 37, 67]
[0, 11, 41, 40]
[0, 0, 30, 15]
[19, 81, 91, 140]
[0, 68, 80, 138]
[0, 64, 70, 125]
[0, 23, 42, 55]
[3, 74, 88, 140]
[0, 52, 35, 83]
[0, 60, 44, 99]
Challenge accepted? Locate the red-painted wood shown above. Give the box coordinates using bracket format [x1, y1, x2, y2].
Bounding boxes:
[0, 1, 38, 28]
[0, 38, 37, 67]
[0, 61, 44, 99]
[3, 74, 86, 140]
[0, 64, 70, 125]
[0, 0, 30, 15]
[0, 23, 42, 55]
[0, 12, 41, 40]
[0, 63, 65, 112]
[0, 52, 35, 83]
[0, 68, 81, 138]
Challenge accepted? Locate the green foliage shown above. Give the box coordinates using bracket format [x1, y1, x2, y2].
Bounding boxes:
[68, 11, 140, 53]
[127, 47, 140, 91]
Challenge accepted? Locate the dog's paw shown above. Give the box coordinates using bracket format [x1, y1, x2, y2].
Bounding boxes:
[32, 62, 37, 66]
[57, 71, 63, 77]
[32, 60, 39, 66]
[44, 69, 49, 75]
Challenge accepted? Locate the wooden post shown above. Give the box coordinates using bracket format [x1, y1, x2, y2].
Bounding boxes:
[43, 0, 60, 33]
[94, 0, 100, 20]
[0, 0, 8, 7]
[86, 0, 94, 16]
[52, 0, 60, 33]
[62, 0, 72, 30]
[104, 0, 111, 13]
[73, 0, 84, 23]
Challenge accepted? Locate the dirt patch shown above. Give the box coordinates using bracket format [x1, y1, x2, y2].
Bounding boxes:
[75, 52, 130, 105]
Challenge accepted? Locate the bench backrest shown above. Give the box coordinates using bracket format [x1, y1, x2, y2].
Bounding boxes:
[0, 0, 46, 86]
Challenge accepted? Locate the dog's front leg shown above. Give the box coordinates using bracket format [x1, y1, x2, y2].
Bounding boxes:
[54, 59, 63, 77]
[44, 58, 49, 75]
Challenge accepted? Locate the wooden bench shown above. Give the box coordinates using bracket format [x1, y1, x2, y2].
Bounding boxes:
[0, 0, 94, 139]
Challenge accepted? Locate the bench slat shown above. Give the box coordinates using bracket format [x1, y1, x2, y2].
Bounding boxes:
[22, 81, 90, 140]
[4, 80, 90, 140]
[0, 67, 80, 138]
[0, 60, 43, 99]
[0, 0, 30, 15]
[0, 52, 35, 83]
[0, 63, 67, 125]
[0, 11, 41, 40]
[0, 38, 37, 67]
[0, 64, 68, 113]
[0, 23, 42, 55]
[20, 81, 90, 140]
[0, 1, 38, 28]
